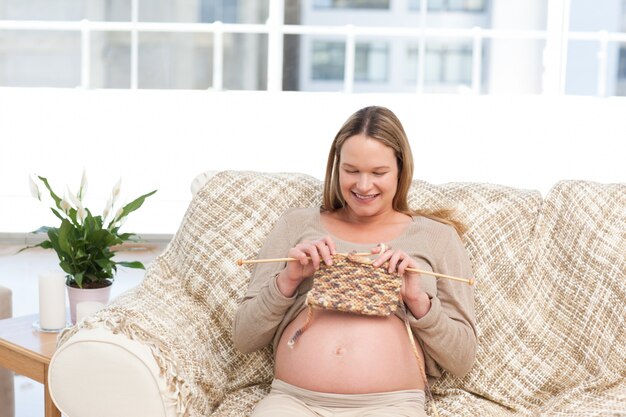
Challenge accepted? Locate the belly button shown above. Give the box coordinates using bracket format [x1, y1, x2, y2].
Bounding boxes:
[334, 347, 346, 356]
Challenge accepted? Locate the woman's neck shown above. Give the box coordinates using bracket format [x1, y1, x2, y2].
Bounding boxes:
[337, 207, 409, 226]
[321, 207, 413, 245]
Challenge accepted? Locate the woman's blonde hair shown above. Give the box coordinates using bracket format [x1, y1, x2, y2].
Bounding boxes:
[322, 106, 466, 235]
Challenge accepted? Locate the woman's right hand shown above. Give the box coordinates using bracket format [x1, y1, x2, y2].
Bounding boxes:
[276, 236, 336, 297]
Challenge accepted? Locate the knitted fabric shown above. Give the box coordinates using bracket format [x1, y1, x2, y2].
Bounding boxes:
[308, 252, 401, 316]
[287, 252, 401, 347]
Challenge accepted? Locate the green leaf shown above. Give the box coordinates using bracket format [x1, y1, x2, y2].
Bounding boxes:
[87, 229, 110, 247]
[38, 240, 53, 249]
[67, 207, 78, 226]
[50, 207, 65, 222]
[116, 232, 136, 242]
[117, 261, 145, 269]
[73, 271, 84, 288]
[16, 240, 52, 253]
[57, 219, 74, 255]
[95, 258, 112, 269]
[46, 228, 60, 252]
[37, 176, 63, 211]
[109, 190, 157, 227]
[59, 261, 72, 275]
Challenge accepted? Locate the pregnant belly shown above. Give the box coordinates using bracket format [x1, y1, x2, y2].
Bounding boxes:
[274, 309, 426, 394]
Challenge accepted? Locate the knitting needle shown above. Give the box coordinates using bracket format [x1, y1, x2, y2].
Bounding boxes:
[236, 253, 371, 266]
[236, 255, 474, 285]
[405, 268, 474, 285]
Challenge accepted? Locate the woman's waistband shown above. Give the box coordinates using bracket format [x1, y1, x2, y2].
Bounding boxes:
[271, 379, 425, 408]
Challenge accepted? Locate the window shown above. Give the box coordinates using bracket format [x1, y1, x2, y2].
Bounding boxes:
[406, 43, 473, 85]
[312, 40, 389, 82]
[313, 0, 390, 10]
[0, 31, 81, 88]
[312, 41, 345, 80]
[355, 42, 388, 82]
[409, 0, 486, 12]
[141, 0, 267, 24]
[1, 0, 624, 96]
[200, 0, 240, 24]
[617, 46, 626, 96]
[619, 46, 626, 81]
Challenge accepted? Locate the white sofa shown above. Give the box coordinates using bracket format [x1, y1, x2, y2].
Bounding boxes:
[48, 170, 626, 417]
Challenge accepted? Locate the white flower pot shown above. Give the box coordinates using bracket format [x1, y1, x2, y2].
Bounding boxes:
[66, 283, 112, 324]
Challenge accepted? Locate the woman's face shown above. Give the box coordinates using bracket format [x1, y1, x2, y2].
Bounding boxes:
[338, 134, 399, 219]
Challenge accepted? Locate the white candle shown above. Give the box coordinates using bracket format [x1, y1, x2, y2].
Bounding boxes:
[38, 272, 67, 330]
[76, 301, 104, 322]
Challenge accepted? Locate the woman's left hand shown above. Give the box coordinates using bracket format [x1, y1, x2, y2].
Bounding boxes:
[371, 245, 431, 319]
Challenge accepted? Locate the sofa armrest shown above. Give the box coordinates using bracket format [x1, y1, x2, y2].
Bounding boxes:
[49, 324, 177, 417]
[0, 285, 11, 320]
[48, 269, 213, 417]
[0, 285, 15, 417]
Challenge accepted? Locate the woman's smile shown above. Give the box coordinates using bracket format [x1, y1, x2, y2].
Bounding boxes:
[351, 191, 380, 202]
[339, 133, 399, 219]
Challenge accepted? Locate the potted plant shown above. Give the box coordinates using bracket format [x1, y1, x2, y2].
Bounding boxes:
[24, 170, 156, 323]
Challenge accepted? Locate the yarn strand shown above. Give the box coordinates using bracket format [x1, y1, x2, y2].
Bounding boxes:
[287, 307, 314, 348]
[403, 304, 440, 417]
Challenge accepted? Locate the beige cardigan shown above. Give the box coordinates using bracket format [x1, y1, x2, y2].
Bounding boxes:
[233, 207, 477, 379]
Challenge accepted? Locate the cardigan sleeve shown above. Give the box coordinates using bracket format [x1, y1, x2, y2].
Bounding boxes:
[232, 212, 298, 354]
[408, 226, 477, 377]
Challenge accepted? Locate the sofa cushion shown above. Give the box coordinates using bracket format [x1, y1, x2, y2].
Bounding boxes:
[407, 180, 545, 415]
[433, 180, 626, 417]
[524, 181, 626, 413]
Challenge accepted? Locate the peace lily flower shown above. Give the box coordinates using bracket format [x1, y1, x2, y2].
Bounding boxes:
[67, 187, 81, 208]
[116, 215, 127, 229]
[60, 195, 71, 214]
[112, 178, 122, 199]
[112, 206, 125, 226]
[102, 196, 113, 222]
[29, 176, 41, 201]
[76, 203, 87, 224]
[21, 173, 157, 289]
[77, 169, 88, 201]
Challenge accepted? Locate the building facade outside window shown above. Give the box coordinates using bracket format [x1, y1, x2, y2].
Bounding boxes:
[312, 40, 389, 82]
[409, 0, 486, 12]
[406, 43, 473, 86]
[618, 46, 626, 95]
[1, 0, 625, 96]
[200, 0, 239, 24]
[312, 41, 345, 80]
[354, 42, 388, 82]
[313, 0, 390, 10]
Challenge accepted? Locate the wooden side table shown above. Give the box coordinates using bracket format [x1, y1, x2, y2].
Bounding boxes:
[0, 314, 62, 417]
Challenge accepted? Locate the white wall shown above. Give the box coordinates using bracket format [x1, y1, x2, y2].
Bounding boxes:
[1, 87, 625, 235]
[489, 0, 546, 94]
